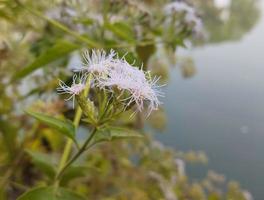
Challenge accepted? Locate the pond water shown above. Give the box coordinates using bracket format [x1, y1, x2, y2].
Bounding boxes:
[157, 0, 264, 199]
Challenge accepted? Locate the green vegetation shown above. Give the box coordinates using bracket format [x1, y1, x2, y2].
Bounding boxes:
[0, 0, 259, 199]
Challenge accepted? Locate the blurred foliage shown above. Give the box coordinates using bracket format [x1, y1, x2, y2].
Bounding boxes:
[0, 0, 259, 199]
[194, 0, 260, 43]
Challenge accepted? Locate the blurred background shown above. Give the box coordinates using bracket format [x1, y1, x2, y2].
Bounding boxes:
[0, 0, 263, 199]
[157, 0, 264, 199]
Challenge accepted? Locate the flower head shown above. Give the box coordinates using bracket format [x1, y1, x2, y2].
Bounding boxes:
[57, 74, 86, 107]
[164, 1, 204, 36]
[126, 75, 164, 115]
[185, 12, 203, 34]
[92, 55, 164, 115]
[75, 49, 116, 75]
[60, 49, 164, 115]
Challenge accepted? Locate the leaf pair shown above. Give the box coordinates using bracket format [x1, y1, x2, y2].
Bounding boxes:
[25, 110, 143, 148]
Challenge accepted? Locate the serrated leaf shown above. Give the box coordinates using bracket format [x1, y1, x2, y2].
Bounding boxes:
[17, 186, 85, 200]
[13, 40, 79, 80]
[105, 22, 135, 43]
[25, 150, 56, 179]
[92, 127, 143, 144]
[25, 110, 76, 142]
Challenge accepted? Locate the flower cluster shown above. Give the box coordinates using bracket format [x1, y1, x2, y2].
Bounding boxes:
[164, 1, 203, 35]
[58, 49, 163, 115]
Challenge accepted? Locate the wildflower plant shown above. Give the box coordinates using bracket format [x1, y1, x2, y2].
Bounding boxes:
[0, 0, 255, 199]
[20, 49, 163, 199]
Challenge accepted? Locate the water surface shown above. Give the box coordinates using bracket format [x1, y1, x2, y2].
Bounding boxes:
[157, 1, 264, 199]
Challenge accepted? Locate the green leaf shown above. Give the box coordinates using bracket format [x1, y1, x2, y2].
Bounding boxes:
[105, 22, 136, 43]
[25, 110, 76, 142]
[25, 150, 56, 179]
[60, 166, 90, 186]
[13, 40, 79, 80]
[93, 127, 143, 144]
[110, 127, 143, 139]
[17, 186, 85, 200]
[74, 18, 94, 26]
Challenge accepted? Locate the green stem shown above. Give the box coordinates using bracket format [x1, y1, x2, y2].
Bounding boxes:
[54, 108, 82, 188]
[55, 128, 97, 181]
[55, 75, 92, 187]
[56, 107, 82, 173]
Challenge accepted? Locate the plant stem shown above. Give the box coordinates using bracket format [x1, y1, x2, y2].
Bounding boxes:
[55, 128, 97, 181]
[56, 107, 82, 174]
[55, 75, 92, 187]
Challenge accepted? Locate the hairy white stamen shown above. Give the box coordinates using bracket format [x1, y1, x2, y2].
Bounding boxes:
[57, 74, 86, 107]
[75, 49, 116, 75]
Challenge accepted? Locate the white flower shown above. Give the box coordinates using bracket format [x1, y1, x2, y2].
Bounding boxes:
[94, 56, 164, 115]
[127, 75, 164, 115]
[97, 59, 144, 89]
[185, 11, 203, 34]
[57, 74, 86, 107]
[164, 1, 204, 35]
[67, 49, 163, 115]
[75, 49, 116, 75]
